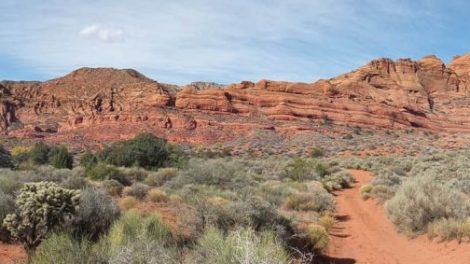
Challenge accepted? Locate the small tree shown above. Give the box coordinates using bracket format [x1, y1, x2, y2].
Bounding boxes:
[99, 133, 169, 169]
[2, 182, 80, 250]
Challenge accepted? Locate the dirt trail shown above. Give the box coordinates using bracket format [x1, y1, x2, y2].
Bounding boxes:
[325, 169, 470, 264]
[0, 243, 25, 264]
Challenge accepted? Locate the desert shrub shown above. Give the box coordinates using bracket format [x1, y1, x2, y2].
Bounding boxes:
[80, 151, 98, 168]
[72, 188, 121, 241]
[30, 233, 96, 264]
[98, 133, 169, 169]
[360, 184, 373, 200]
[369, 184, 394, 201]
[186, 227, 290, 264]
[124, 183, 150, 200]
[188, 193, 290, 234]
[166, 159, 254, 190]
[11, 146, 32, 164]
[310, 147, 324, 158]
[0, 171, 23, 195]
[427, 218, 470, 242]
[385, 174, 470, 234]
[148, 189, 169, 203]
[284, 192, 318, 211]
[61, 173, 88, 190]
[305, 224, 329, 253]
[86, 163, 122, 182]
[50, 146, 73, 169]
[283, 158, 327, 181]
[29, 142, 52, 165]
[0, 190, 14, 242]
[100, 211, 173, 260]
[120, 197, 138, 211]
[258, 181, 308, 206]
[284, 191, 334, 212]
[319, 213, 336, 231]
[3, 182, 80, 249]
[145, 168, 178, 187]
[0, 145, 13, 168]
[321, 170, 354, 192]
[28, 142, 73, 169]
[107, 237, 179, 264]
[102, 179, 124, 196]
[116, 167, 149, 184]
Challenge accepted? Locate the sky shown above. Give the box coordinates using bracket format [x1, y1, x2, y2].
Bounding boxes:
[0, 0, 469, 85]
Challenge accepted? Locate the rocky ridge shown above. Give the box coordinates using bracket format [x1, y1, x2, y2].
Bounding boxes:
[1, 53, 470, 147]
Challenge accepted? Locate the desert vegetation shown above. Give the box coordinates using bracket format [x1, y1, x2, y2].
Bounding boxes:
[2, 130, 470, 263]
[0, 133, 352, 263]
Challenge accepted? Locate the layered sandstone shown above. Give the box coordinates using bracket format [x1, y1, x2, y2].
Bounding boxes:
[1, 53, 470, 146]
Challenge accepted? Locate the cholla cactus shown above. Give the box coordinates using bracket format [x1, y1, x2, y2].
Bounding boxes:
[2, 182, 80, 249]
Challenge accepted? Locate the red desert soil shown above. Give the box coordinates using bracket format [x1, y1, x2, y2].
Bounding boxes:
[0, 243, 26, 264]
[326, 170, 470, 264]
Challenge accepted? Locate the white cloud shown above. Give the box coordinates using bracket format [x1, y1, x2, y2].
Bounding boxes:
[0, 0, 468, 84]
[79, 24, 124, 42]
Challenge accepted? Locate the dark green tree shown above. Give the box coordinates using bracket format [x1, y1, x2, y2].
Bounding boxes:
[99, 133, 169, 169]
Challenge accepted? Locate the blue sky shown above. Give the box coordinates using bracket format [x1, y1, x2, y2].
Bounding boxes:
[0, 0, 469, 84]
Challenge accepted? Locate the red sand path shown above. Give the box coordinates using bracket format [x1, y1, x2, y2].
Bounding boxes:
[0, 243, 25, 264]
[326, 169, 470, 264]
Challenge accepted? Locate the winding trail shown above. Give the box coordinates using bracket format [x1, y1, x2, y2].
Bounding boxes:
[325, 169, 470, 264]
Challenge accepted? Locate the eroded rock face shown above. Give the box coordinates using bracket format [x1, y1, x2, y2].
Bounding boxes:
[2, 54, 470, 147]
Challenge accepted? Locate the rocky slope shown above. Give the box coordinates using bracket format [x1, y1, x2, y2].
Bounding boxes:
[1, 53, 470, 147]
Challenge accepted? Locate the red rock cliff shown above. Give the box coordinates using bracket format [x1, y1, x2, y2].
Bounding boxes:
[1, 53, 470, 147]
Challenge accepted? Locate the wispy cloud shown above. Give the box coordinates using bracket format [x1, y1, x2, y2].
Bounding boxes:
[0, 0, 468, 84]
[79, 24, 124, 42]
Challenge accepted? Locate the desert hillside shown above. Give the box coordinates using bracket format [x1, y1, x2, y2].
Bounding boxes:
[1, 53, 470, 149]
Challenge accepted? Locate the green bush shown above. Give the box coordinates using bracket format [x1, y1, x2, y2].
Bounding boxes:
[29, 142, 73, 169]
[0, 146, 14, 168]
[29, 142, 52, 165]
[10, 146, 32, 165]
[310, 147, 324, 158]
[186, 227, 290, 264]
[284, 190, 334, 212]
[100, 211, 173, 258]
[145, 168, 178, 187]
[30, 233, 96, 264]
[321, 170, 354, 192]
[0, 171, 23, 195]
[102, 179, 124, 196]
[385, 174, 470, 234]
[3, 182, 80, 249]
[124, 183, 150, 200]
[86, 163, 122, 182]
[50, 146, 73, 169]
[72, 188, 120, 241]
[167, 159, 254, 190]
[98, 133, 169, 169]
[284, 158, 328, 181]
[305, 224, 329, 253]
[427, 218, 470, 242]
[80, 151, 98, 168]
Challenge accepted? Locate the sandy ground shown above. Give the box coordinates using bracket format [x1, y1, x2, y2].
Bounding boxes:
[0, 243, 25, 264]
[324, 170, 470, 264]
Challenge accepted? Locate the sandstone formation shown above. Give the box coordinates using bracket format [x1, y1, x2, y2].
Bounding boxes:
[1, 53, 470, 147]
